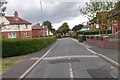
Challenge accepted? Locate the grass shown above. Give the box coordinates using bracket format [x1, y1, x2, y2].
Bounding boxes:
[0, 55, 26, 73]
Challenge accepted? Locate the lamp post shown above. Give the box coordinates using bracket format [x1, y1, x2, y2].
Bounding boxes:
[40, 0, 46, 45]
[15, 19, 20, 38]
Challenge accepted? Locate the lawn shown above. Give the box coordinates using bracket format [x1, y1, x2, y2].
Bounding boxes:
[0, 56, 26, 73]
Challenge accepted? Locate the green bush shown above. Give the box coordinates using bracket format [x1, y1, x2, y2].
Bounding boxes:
[2, 37, 56, 58]
[77, 30, 112, 35]
[78, 35, 86, 42]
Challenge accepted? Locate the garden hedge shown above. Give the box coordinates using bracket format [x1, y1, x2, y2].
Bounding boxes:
[2, 37, 56, 58]
[77, 30, 112, 35]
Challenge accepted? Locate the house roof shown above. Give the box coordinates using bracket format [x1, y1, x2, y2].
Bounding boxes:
[5, 16, 32, 25]
[32, 24, 43, 30]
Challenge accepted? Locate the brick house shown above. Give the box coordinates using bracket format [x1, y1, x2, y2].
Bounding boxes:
[1, 11, 32, 38]
[96, 12, 109, 30]
[32, 23, 53, 38]
[32, 23, 43, 38]
[108, 10, 120, 33]
[89, 12, 111, 31]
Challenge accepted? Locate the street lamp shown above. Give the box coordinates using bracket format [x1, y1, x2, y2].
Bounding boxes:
[40, 0, 46, 45]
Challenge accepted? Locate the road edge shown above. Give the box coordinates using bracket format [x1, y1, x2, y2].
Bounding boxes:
[70, 38, 120, 69]
[18, 42, 58, 80]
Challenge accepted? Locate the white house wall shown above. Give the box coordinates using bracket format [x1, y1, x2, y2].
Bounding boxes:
[0, 17, 10, 25]
[20, 25, 32, 31]
[1, 25, 32, 32]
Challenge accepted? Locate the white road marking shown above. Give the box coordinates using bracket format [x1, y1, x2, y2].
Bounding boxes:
[87, 48, 97, 54]
[110, 73, 116, 79]
[29, 57, 40, 60]
[71, 38, 120, 68]
[86, 48, 120, 68]
[71, 37, 120, 71]
[69, 63, 74, 80]
[18, 42, 58, 80]
[43, 55, 98, 60]
[110, 67, 115, 69]
[70, 38, 91, 48]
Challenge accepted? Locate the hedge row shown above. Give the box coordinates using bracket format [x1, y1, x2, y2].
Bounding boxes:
[2, 37, 56, 58]
[77, 30, 112, 35]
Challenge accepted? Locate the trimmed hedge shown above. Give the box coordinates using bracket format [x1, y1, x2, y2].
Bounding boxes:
[2, 37, 56, 58]
[77, 30, 112, 35]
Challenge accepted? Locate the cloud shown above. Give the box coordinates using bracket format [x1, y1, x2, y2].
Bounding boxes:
[5, 0, 88, 29]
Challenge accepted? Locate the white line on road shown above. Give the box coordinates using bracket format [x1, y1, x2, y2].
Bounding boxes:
[43, 55, 98, 60]
[69, 62, 74, 80]
[87, 48, 98, 55]
[70, 38, 91, 48]
[86, 48, 120, 69]
[29, 57, 40, 60]
[18, 42, 58, 80]
[71, 38, 120, 69]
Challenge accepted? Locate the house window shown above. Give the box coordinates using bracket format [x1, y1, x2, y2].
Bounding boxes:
[24, 32, 29, 37]
[24, 25, 28, 29]
[8, 32, 16, 38]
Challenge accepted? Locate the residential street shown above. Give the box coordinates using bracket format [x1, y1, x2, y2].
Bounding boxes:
[1, 1, 120, 80]
[24, 38, 118, 79]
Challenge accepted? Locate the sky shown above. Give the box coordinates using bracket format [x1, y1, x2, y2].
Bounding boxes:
[5, 0, 89, 30]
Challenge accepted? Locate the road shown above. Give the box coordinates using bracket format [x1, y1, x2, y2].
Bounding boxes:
[24, 38, 118, 79]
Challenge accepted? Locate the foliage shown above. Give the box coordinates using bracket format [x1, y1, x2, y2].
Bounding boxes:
[57, 22, 70, 35]
[80, 2, 115, 20]
[72, 24, 84, 31]
[43, 20, 53, 31]
[42, 21, 57, 36]
[56, 34, 62, 38]
[78, 35, 86, 42]
[2, 37, 56, 58]
[114, 1, 120, 11]
[113, 1, 120, 20]
[76, 30, 112, 35]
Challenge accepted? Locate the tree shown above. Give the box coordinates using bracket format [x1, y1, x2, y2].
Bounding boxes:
[72, 24, 84, 31]
[0, 0, 7, 16]
[51, 28, 56, 35]
[57, 22, 70, 35]
[42, 20, 53, 31]
[0, 0, 7, 30]
[114, 1, 120, 11]
[80, 2, 115, 20]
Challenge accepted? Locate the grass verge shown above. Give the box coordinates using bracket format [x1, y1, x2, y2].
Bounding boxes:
[0, 56, 26, 73]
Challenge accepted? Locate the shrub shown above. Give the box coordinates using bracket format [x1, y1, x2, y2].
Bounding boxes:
[2, 37, 56, 58]
[77, 30, 112, 35]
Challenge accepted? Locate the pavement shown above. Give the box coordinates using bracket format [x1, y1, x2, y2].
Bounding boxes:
[2, 38, 119, 80]
[83, 41, 119, 63]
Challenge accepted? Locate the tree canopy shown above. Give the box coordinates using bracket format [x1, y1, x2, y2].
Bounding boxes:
[80, 2, 115, 20]
[114, 1, 120, 11]
[43, 20, 53, 31]
[72, 24, 84, 31]
[57, 22, 70, 35]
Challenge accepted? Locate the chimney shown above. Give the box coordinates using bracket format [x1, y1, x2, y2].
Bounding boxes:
[37, 23, 40, 26]
[14, 11, 19, 20]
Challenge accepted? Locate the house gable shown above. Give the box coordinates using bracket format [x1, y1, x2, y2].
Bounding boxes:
[0, 17, 10, 25]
